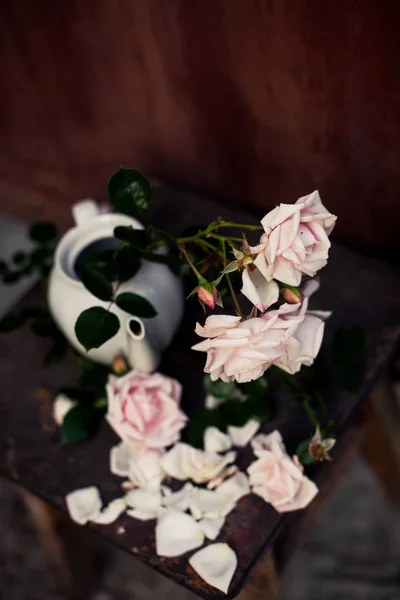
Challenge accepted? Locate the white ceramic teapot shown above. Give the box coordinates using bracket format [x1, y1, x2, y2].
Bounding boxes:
[47, 199, 184, 372]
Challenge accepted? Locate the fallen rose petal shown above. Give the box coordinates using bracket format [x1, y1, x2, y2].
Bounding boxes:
[189, 489, 236, 521]
[126, 508, 159, 521]
[110, 442, 132, 478]
[204, 427, 232, 453]
[189, 543, 238, 593]
[198, 517, 225, 540]
[228, 419, 260, 447]
[161, 443, 237, 484]
[65, 486, 102, 526]
[93, 497, 126, 525]
[125, 488, 162, 514]
[53, 394, 77, 426]
[129, 449, 164, 490]
[161, 482, 196, 511]
[216, 472, 250, 503]
[160, 444, 187, 480]
[156, 509, 205, 557]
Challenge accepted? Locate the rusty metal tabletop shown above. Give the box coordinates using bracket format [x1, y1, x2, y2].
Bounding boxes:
[1, 186, 400, 598]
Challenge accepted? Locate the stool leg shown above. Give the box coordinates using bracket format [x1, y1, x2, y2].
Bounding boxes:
[362, 373, 400, 508]
[21, 490, 96, 600]
[237, 549, 281, 600]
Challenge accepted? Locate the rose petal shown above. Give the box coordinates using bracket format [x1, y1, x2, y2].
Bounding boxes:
[204, 427, 232, 453]
[125, 488, 162, 514]
[275, 476, 318, 513]
[160, 444, 188, 480]
[189, 543, 238, 593]
[93, 497, 127, 525]
[189, 489, 235, 521]
[216, 473, 250, 503]
[198, 517, 225, 540]
[228, 419, 260, 447]
[129, 449, 164, 490]
[53, 394, 77, 426]
[156, 509, 205, 557]
[65, 486, 102, 526]
[126, 508, 158, 521]
[205, 394, 224, 410]
[241, 269, 279, 312]
[161, 482, 196, 511]
[110, 442, 132, 478]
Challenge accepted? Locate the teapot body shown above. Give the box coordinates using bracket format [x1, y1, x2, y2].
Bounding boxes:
[48, 203, 183, 369]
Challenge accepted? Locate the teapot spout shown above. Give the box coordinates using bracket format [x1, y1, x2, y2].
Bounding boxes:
[126, 317, 160, 374]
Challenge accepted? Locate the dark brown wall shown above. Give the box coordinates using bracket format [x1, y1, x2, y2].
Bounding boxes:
[0, 0, 399, 255]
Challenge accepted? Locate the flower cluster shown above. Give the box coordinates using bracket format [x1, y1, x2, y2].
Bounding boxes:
[192, 191, 336, 383]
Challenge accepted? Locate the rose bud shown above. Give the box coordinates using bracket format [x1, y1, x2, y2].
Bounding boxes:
[282, 287, 301, 304]
[308, 425, 336, 462]
[197, 278, 217, 309]
[112, 354, 130, 375]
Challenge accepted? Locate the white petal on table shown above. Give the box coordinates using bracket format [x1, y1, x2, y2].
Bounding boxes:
[65, 486, 102, 526]
[110, 442, 132, 478]
[156, 509, 205, 557]
[204, 427, 232, 453]
[216, 472, 250, 503]
[160, 444, 188, 480]
[189, 489, 236, 521]
[228, 419, 260, 447]
[125, 488, 162, 516]
[189, 543, 238, 593]
[198, 517, 225, 540]
[126, 508, 159, 521]
[92, 497, 127, 525]
[161, 482, 196, 511]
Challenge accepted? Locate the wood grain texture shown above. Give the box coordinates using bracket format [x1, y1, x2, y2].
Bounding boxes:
[0, 0, 399, 255]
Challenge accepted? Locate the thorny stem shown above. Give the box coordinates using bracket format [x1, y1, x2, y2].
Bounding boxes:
[179, 244, 202, 280]
[222, 240, 244, 318]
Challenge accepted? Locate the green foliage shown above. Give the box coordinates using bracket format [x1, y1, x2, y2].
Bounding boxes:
[80, 265, 113, 301]
[333, 326, 367, 393]
[296, 437, 315, 465]
[113, 226, 149, 247]
[282, 283, 301, 297]
[28, 222, 58, 244]
[115, 292, 157, 318]
[61, 404, 104, 444]
[108, 167, 153, 216]
[75, 307, 120, 351]
[115, 246, 141, 282]
[188, 375, 271, 447]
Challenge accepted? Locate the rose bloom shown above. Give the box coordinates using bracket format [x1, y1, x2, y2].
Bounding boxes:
[248, 430, 318, 512]
[251, 190, 337, 287]
[106, 370, 187, 450]
[192, 309, 303, 384]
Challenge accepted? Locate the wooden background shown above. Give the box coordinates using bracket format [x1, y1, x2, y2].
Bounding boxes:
[0, 0, 399, 257]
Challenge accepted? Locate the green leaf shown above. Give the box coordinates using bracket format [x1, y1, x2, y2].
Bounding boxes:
[108, 167, 153, 216]
[203, 374, 239, 400]
[80, 265, 113, 301]
[187, 408, 227, 448]
[240, 377, 269, 402]
[30, 320, 58, 337]
[113, 226, 149, 247]
[31, 247, 53, 265]
[29, 222, 58, 244]
[219, 399, 250, 427]
[0, 312, 25, 332]
[13, 251, 27, 265]
[75, 307, 120, 352]
[115, 292, 157, 318]
[296, 438, 315, 465]
[115, 246, 142, 282]
[61, 404, 102, 444]
[22, 307, 50, 319]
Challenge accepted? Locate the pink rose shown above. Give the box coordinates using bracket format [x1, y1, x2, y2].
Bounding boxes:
[272, 280, 330, 374]
[192, 309, 303, 384]
[251, 191, 336, 286]
[106, 370, 187, 450]
[248, 430, 318, 512]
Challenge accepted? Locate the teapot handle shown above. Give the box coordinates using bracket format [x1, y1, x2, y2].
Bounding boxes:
[72, 199, 100, 226]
